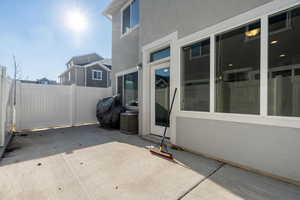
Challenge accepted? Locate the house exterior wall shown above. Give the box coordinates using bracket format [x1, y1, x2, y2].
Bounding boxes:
[86, 65, 109, 88]
[139, 0, 272, 46]
[111, 9, 140, 93]
[60, 68, 76, 85]
[176, 117, 300, 182]
[76, 68, 86, 86]
[60, 65, 110, 88]
[108, 0, 300, 183]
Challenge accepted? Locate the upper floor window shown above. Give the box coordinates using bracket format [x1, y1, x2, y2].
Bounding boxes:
[122, 0, 140, 36]
[92, 70, 102, 80]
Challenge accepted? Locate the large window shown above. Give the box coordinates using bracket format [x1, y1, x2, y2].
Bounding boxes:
[117, 71, 138, 107]
[181, 39, 210, 111]
[122, 0, 140, 35]
[215, 21, 261, 114]
[268, 6, 300, 117]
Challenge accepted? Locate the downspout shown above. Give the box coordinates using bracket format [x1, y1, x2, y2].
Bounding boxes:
[75, 67, 78, 86]
[107, 71, 109, 88]
[85, 67, 87, 87]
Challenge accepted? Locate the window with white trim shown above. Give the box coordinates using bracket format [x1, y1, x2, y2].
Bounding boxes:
[268, 6, 300, 117]
[181, 39, 210, 111]
[122, 0, 140, 35]
[117, 71, 138, 107]
[92, 70, 102, 80]
[215, 20, 261, 115]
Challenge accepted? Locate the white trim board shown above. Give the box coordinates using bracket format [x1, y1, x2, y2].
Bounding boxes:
[142, 32, 178, 144]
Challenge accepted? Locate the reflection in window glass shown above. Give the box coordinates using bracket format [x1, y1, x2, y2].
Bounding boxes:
[189, 40, 210, 59]
[150, 47, 170, 62]
[122, 6, 131, 34]
[124, 72, 138, 107]
[155, 67, 170, 127]
[215, 21, 261, 114]
[268, 6, 300, 117]
[131, 0, 140, 27]
[181, 39, 210, 111]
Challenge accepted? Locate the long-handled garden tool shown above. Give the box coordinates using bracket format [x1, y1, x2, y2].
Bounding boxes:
[149, 88, 177, 160]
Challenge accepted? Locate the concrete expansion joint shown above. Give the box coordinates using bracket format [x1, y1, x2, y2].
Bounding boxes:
[177, 163, 226, 200]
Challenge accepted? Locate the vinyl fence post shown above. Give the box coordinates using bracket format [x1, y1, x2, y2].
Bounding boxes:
[70, 84, 76, 126]
[0, 67, 6, 146]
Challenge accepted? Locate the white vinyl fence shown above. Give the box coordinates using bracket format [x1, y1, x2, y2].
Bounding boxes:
[15, 83, 112, 131]
[0, 67, 14, 147]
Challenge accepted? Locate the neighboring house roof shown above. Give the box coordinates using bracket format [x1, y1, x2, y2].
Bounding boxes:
[66, 53, 104, 67]
[59, 59, 112, 77]
[84, 61, 112, 72]
[103, 0, 128, 19]
[99, 59, 112, 70]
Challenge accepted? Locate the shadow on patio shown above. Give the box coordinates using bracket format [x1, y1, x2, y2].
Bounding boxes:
[0, 125, 300, 200]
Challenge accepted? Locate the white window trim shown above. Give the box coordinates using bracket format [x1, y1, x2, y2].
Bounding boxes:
[92, 70, 102, 81]
[115, 67, 139, 107]
[120, 0, 140, 38]
[176, 0, 300, 129]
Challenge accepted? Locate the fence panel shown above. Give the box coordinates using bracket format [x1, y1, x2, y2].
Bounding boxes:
[0, 67, 14, 147]
[74, 86, 112, 124]
[16, 83, 72, 130]
[15, 83, 112, 131]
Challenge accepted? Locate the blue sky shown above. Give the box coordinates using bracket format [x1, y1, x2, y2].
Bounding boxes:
[0, 0, 112, 80]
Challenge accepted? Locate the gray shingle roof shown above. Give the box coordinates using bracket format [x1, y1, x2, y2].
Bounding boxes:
[67, 53, 104, 66]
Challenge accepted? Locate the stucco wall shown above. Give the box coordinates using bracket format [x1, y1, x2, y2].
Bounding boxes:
[111, 0, 273, 92]
[111, 9, 140, 93]
[140, 0, 273, 47]
[109, 0, 300, 183]
[176, 117, 300, 182]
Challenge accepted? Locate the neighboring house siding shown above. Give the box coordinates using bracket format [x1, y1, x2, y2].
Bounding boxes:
[111, 9, 140, 93]
[86, 65, 109, 88]
[76, 68, 86, 86]
[61, 68, 75, 85]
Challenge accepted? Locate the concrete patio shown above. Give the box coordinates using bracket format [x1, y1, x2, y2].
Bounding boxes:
[0, 125, 299, 200]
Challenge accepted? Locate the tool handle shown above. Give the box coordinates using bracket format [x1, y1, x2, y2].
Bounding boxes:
[160, 88, 177, 147]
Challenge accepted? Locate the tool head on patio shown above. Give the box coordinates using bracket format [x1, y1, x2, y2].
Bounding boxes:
[150, 146, 173, 160]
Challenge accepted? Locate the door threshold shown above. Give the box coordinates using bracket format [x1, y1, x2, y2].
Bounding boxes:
[141, 134, 171, 145]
